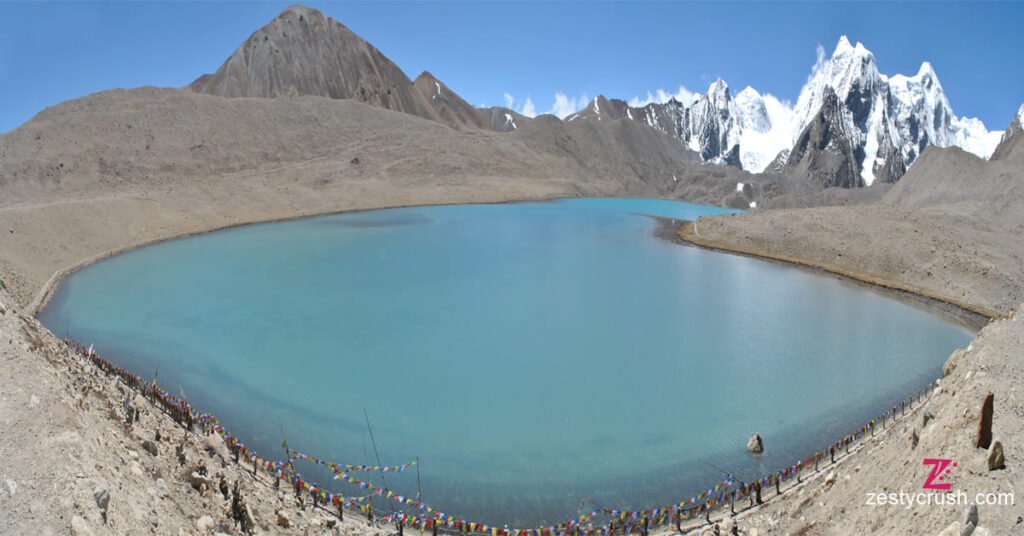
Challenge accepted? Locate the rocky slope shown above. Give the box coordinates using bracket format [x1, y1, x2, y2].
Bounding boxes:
[0, 288, 396, 535]
[0, 86, 796, 310]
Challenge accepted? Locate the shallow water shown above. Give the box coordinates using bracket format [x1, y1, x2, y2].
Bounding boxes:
[40, 198, 973, 526]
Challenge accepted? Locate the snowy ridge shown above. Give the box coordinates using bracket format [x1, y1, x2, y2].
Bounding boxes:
[580, 36, 1004, 185]
[789, 37, 1001, 184]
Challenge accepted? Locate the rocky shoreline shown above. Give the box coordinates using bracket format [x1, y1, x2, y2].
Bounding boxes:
[2, 205, 1020, 535]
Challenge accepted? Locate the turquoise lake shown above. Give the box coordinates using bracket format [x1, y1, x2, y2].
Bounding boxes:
[39, 198, 974, 526]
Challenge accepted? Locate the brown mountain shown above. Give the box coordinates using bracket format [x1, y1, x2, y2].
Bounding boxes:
[188, 5, 439, 121]
[413, 71, 489, 130]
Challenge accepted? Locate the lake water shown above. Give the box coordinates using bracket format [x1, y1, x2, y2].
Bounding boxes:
[39, 198, 973, 527]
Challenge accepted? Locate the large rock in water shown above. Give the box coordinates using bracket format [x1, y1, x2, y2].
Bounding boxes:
[188, 5, 440, 123]
[747, 433, 764, 453]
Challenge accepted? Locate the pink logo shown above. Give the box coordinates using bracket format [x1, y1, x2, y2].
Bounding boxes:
[922, 458, 957, 490]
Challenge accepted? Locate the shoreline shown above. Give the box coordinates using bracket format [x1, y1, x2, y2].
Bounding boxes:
[25, 193, 576, 316]
[7, 197, 1018, 534]
[655, 218, 994, 331]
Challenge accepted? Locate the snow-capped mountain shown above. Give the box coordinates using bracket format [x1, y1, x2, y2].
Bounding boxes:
[573, 36, 1003, 187]
[789, 36, 1001, 185]
[568, 80, 773, 169]
[990, 103, 1024, 162]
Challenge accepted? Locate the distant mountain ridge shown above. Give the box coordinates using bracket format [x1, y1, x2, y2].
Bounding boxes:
[569, 37, 1005, 188]
[189, 6, 1012, 191]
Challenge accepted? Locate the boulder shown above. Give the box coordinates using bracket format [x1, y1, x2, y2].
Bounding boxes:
[747, 433, 764, 453]
[196, 515, 215, 532]
[190, 472, 215, 492]
[93, 485, 110, 523]
[976, 393, 994, 449]
[204, 433, 231, 459]
[824, 471, 837, 487]
[142, 439, 160, 457]
[277, 510, 292, 528]
[986, 440, 1005, 471]
[936, 522, 959, 536]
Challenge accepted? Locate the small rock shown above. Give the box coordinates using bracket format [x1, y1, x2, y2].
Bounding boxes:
[127, 449, 139, 461]
[190, 472, 214, 492]
[973, 527, 992, 536]
[29, 395, 40, 408]
[923, 405, 935, 426]
[277, 510, 291, 528]
[961, 504, 978, 535]
[142, 439, 159, 457]
[130, 461, 144, 477]
[937, 522, 959, 536]
[747, 432, 764, 454]
[986, 440, 1005, 471]
[326, 518, 338, 529]
[911, 429, 920, 449]
[5, 479, 16, 496]
[196, 515, 215, 532]
[93, 485, 110, 523]
[824, 471, 837, 487]
[71, 515, 95, 536]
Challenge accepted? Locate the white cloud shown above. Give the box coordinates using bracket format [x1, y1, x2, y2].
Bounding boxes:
[628, 86, 700, 108]
[807, 44, 827, 84]
[520, 97, 537, 118]
[547, 92, 590, 119]
[498, 93, 539, 118]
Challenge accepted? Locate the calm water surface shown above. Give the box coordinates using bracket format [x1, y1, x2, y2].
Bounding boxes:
[40, 198, 973, 526]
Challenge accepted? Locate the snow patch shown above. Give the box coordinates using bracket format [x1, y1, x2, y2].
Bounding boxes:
[434, 81, 441, 96]
[736, 182, 744, 192]
[749, 201, 757, 209]
[504, 113, 517, 130]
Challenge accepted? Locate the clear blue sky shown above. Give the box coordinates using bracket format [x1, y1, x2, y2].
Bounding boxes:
[1, 1, 1022, 133]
